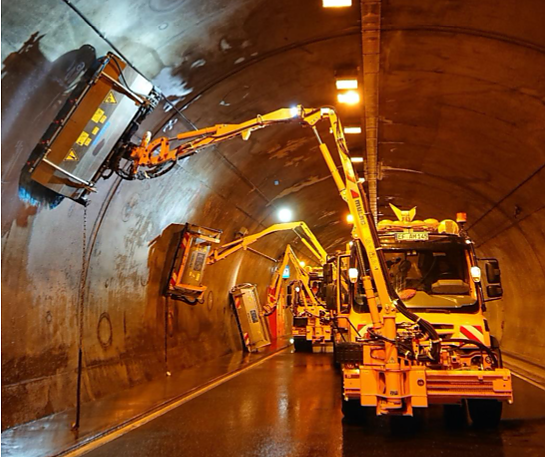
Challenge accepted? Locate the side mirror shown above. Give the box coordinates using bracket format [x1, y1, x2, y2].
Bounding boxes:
[325, 284, 337, 311]
[323, 263, 334, 284]
[485, 259, 501, 284]
[286, 284, 293, 307]
[487, 285, 503, 298]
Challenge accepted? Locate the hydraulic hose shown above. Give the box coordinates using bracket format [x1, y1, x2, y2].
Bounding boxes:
[443, 338, 499, 368]
[357, 182, 442, 362]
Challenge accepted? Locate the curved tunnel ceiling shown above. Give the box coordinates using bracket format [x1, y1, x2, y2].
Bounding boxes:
[2, 0, 545, 429]
[2, 0, 543, 245]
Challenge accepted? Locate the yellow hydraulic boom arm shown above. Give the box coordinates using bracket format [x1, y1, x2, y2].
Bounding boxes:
[207, 220, 328, 265]
[131, 107, 314, 169]
[265, 244, 322, 314]
[129, 106, 440, 371]
[130, 106, 391, 322]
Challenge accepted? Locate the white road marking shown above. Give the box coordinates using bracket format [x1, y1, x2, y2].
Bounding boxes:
[61, 348, 288, 457]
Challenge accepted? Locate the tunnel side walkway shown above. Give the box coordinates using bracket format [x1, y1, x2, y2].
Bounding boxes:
[80, 352, 545, 457]
[1, 339, 289, 457]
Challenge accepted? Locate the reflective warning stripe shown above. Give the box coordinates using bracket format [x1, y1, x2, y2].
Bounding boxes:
[459, 325, 484, 343]
[243, 332, 250, 348]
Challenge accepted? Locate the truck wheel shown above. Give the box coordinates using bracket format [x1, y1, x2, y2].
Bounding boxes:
[468, 399, 502, 427]
[332, 343, 341, 371]
[342, 398, 364, 422]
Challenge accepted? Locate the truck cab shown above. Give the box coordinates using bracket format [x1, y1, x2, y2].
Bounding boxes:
[333, 209, 511, 425]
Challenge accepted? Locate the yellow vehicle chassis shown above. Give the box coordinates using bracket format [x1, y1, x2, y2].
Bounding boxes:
[343, 365, 512, 415]
[292, 315, 332, 344]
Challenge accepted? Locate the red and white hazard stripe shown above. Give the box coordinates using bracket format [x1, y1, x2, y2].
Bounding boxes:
[459, 325, 484, 343]
[243, 332, 250, 348]
[234, 297, 241, 309]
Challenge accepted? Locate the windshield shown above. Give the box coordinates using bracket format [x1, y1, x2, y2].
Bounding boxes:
[384, 247, 476, 309]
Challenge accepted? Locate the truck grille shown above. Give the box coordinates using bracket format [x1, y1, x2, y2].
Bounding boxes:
[426, 370, 512, 399]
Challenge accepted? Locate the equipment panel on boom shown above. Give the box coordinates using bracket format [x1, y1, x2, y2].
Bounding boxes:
[26, 52, 158, 205]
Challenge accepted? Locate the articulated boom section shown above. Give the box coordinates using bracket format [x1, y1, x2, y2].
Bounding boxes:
[267, 245, 332, 347]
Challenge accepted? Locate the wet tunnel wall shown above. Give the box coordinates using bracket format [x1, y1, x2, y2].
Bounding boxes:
[2, 0, 545, 429]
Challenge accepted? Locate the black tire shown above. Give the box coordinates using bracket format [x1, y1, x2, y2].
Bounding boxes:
[342, 398, 364, 422]
[332, 343, 341, 371]
[490, 336, 504, 368]
[293, 337, 312, 352]
[468, 399, 503, 428]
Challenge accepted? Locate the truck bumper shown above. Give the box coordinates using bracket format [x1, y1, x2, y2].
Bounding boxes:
[343, 366, 513, 414]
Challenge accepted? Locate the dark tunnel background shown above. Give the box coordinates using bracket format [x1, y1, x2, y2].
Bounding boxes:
[1, 0, 544, 429]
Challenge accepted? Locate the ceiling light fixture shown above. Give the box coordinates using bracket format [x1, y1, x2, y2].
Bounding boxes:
[350, 156, 364, 163]
[337, 90, 360, 105]
[335, 78, 358, 90]
[323, 0, 352, 7]
[278, 208, 293, 222]
[344, 126, 362, 134]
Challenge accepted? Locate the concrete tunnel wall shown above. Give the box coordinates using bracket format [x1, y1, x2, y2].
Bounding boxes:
[2, 0, 545, 430]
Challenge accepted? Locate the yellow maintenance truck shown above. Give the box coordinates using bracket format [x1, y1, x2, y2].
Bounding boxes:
[330, 205, 511, 425]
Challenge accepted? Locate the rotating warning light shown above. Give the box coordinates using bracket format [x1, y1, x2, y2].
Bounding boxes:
[278, 207, 293, 222]
[456, 212, 467, 224]
[337, 90, 360, 105]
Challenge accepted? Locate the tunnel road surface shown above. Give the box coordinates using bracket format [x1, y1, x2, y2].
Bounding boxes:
[84, 351, 545, 457]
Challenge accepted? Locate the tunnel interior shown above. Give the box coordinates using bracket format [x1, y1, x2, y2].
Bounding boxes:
[2, 0, 545, 433]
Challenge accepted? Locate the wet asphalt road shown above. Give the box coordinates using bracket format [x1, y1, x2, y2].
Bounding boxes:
[86, 351, 545, 457]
